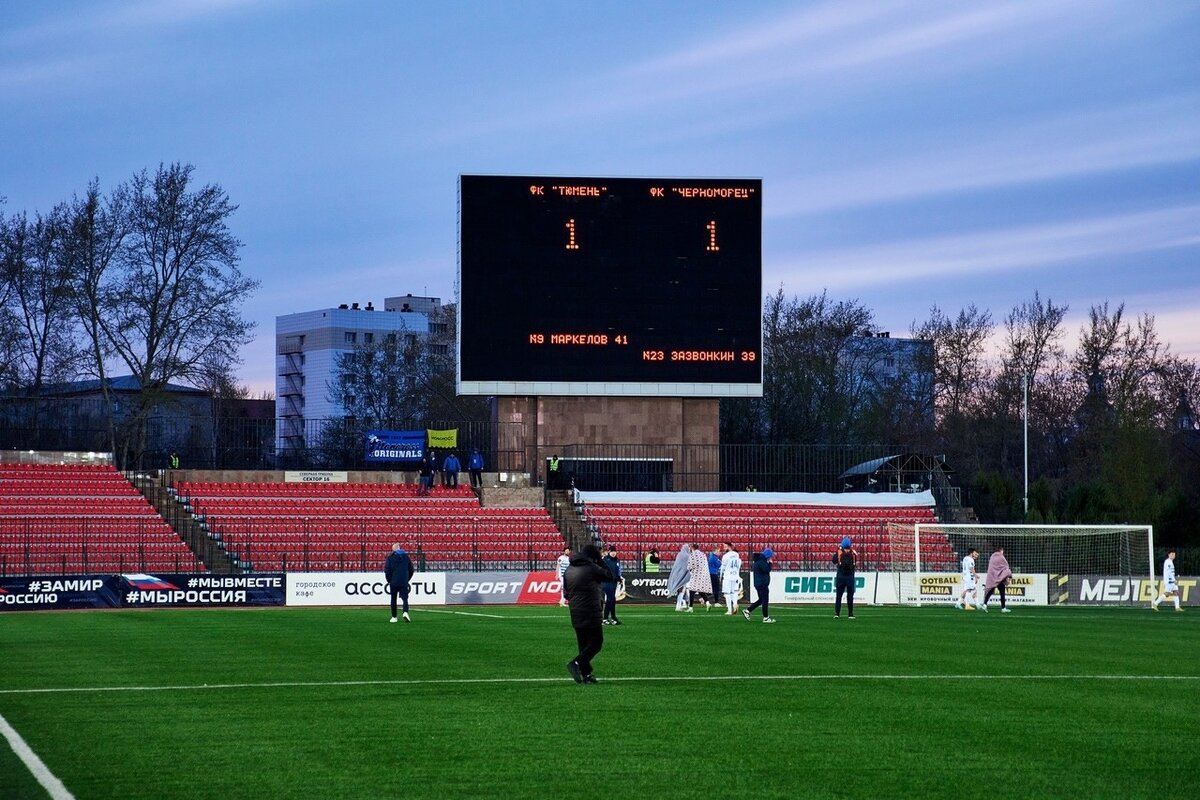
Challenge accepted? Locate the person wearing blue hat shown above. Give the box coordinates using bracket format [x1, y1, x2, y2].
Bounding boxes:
[742, 547, 775, 623]
[832, 536, 857, 619]
[385, 543, 415, 623]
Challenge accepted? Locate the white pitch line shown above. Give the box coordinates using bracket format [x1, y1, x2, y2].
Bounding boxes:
[420, 609, 507, 619]
[1, 673, 1196, 696]
[0, 712, 75, 799]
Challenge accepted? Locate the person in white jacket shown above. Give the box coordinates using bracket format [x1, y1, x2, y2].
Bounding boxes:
[719, 542, 743, 615]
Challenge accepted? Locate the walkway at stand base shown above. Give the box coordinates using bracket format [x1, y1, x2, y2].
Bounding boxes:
[579, 490, 956, 570]
[173, 480, 564, 572]
[0, 464, 204, 575]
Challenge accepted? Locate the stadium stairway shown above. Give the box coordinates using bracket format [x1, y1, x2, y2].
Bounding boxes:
[136, 476, 240, 574]
[545, 489, 590, 551]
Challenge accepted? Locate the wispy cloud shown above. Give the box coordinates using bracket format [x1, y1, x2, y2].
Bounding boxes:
[0, 0, 282, 94]
[769, 204, 1200, 290]
[437, 0, 1105, 146]
[0, 56, 102, 92]
[605, 1, 1095, 113]
[2, 0, 278, 45]
[768, 96, 1200, 216]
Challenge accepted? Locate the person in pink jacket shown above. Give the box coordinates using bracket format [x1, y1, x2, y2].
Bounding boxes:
[983, 547, 1014, 613]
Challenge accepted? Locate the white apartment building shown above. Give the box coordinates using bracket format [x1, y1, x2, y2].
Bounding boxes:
[275, 294, 441, 451]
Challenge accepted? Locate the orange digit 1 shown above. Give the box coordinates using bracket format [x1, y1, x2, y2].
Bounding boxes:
[565, 218, 580, 250]
[706, 220, 719, 252]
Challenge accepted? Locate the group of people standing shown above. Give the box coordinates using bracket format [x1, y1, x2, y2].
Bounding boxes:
[955, 546, 1015, 612]
[417, 448, 486, 494]
[663, 542, 748, 615]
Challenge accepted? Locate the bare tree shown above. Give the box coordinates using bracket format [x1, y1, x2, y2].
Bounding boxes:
[911, 304, 993, 423]
[329, 334, 415, 427]
[407, 303, 488, 423]
[724, 289, 879, 444]
[328, 303, 488, 427]
[3, 206, 83, 392]
[998, 292, 1069, 405]
[63, 180, 129, 456]
[103, 163, 259, 466]
[0, 208, 28, 390]
[1076, 302, 1176, 427]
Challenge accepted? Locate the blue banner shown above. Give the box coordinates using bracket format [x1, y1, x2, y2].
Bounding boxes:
[365, 429, 426, 462]
[117, 573, 286, 608]
[0, 574, 122, 610]
[0, 573, 286, 610]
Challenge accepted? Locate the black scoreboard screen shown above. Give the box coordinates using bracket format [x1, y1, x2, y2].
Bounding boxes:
[457, 175, 763, 397]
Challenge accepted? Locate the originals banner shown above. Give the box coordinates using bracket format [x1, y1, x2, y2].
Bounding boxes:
[365, 430, 425, 462]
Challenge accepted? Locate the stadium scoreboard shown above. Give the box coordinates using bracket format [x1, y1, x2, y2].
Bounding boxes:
[457, 175, 763, 397]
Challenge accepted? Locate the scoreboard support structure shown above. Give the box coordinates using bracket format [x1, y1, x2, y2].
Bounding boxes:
[493, 396, 720, 492]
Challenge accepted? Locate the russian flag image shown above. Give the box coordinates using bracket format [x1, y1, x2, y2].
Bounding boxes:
[122, 574, 178, 591]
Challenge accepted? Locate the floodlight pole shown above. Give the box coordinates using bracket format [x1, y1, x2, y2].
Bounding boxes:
[1023, 373, 1029, 518]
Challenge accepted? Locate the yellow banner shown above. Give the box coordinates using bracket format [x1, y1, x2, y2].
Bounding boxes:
[427, 428, 458, 449]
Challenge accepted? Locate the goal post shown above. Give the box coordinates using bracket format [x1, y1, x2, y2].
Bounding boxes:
[883, 523, 1155, 607]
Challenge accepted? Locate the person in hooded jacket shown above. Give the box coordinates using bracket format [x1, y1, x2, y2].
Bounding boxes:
[385, 543, 415, 623]
[742, 548, 776, 623]
[564, 544, 613, 684]
[667, 543, 693, 612]
[832, 536, 857, 619]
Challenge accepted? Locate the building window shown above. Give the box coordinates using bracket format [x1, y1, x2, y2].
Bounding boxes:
[364, 332, 374, 344]
[345, 332, 357, 344]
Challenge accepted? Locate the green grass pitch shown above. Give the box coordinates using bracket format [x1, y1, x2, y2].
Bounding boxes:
[1, 604, 1197, 799]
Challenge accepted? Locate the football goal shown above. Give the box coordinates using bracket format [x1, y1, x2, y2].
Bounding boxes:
[882, 523, 1155, 607]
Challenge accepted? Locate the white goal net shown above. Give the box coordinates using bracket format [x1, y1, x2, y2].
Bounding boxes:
[883, 523, 1155, 607]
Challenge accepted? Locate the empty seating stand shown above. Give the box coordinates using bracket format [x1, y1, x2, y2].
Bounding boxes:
[173, 480, 565, 572]
[582, 498, 953, 570]
[0, 463, 204, 576]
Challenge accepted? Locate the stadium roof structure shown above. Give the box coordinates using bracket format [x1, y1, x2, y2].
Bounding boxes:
[839, 452, 953, 493]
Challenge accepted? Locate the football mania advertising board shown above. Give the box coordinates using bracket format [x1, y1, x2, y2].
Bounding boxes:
[458, 175, 763, 397]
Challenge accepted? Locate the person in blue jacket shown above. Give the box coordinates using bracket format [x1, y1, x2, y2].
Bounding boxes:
[467, 448, 485, 491]
[385, 543, 415, 623]
[707, 545, 723, 606]
[442, 452, 461, 488]
[742, 548, 775, 623]
[601, 545, 623, 625]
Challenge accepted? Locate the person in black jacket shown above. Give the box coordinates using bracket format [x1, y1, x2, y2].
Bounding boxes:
[385, 543, 415, 623]
[742, 548, 775, 623]
[832, 536, 857, 619]
[564, 544, 613, 684]
[601, 545, 623, 625]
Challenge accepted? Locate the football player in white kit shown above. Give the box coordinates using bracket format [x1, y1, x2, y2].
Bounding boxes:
[719, 542, 743, 615]
[955, 547, 984, 611]
[1152, 549, 1182, 612]
[557, 546, 571, 606]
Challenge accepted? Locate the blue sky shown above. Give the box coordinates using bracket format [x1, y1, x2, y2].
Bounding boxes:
[2, 0, 1198, 394]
